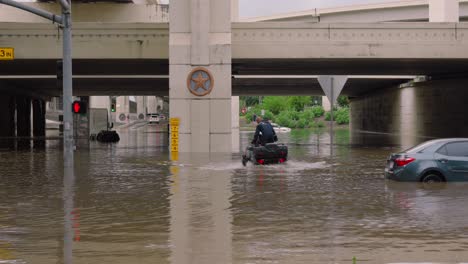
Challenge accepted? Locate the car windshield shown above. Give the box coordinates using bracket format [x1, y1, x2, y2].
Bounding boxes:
[403, 139, 441, 153]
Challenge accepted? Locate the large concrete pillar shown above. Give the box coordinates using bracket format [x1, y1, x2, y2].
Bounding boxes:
[169, 0, 232, 152]
[231, 0, 240, 153]
[147, 96, 158, 113]
[89, 96, 110, 109]
[231, 96, 240, 152]
[429, 0, 459, 22]
[16, 96, 31, 149]
[136, 96, 147, 120]
[32, 99, 46, 148]
[0, 95, 16, 149]
[116, 96, 129, 123]
[231, 0, 239, 22]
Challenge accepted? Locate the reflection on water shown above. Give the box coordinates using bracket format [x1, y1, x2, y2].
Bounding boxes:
[1, 125, 468, 263]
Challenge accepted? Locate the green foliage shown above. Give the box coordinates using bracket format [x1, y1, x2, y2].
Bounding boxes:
[287, 96, 312, 112]
[241, 96, 260, 106]
[262, 96, 288, 115]
[310, 96, 322, 106]
[335, 108, 350, 124]
[296, 119, 307, 128]
[241, 96, 346, 129]
[275, 109, 318, 129]
[275, 111, 290, 127]
[316, 121, 325, 128]
[337, 96, 350, 108]
[262, 110, 275, 122]
[244, 105, 261, 123]
[325, 107, 350, 124]
[300, 108, 315, 121]
[309, 105, 325, 117]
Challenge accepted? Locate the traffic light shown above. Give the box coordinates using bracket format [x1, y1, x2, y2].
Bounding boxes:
[111, 103, 116, 112]
[72, 101, 87, 114]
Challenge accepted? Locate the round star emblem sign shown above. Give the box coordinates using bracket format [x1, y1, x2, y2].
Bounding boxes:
[187, 67, 214, 96]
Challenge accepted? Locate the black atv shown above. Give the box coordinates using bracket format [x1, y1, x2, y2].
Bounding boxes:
[242, 143, 288, 166]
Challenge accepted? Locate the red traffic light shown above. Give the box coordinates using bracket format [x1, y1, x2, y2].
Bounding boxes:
[72, 101, 87, 114]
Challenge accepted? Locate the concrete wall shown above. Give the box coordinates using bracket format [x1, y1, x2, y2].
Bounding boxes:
[350, 78, 468, 147]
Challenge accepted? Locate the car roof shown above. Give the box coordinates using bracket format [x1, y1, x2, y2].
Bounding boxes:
[404, 138, 468, 153]
[436, 138, 468, 143]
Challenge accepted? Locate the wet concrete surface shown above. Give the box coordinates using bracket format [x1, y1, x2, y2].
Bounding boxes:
[1, 124, 468, 263]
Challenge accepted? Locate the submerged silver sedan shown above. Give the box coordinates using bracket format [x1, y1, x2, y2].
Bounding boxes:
[385, 138, 468, 182]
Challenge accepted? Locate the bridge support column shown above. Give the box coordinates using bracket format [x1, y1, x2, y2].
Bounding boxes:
[116, 96, 129, 123]
[89, 96, 110, 109]
[32, 99, 46, 148]
[136, 96, 147, 120]
[350, 78, 468, 148]
[16, 96, 31, 149]
[169, 0, 232, 152]
[232, 96, 240, 153]
[0, 95, 16, 149]
[429, 0, 459, 22]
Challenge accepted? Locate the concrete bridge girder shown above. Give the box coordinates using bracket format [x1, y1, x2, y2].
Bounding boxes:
[1, 22, 468, 60]
[0, 23, 169, 59]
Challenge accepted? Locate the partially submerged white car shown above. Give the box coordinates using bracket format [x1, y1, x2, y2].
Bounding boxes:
[270, 122, 291, 133]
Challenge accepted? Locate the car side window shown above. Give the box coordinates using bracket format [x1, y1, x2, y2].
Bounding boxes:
[436, 145, 448, 155]
[445, 142, 468, 157]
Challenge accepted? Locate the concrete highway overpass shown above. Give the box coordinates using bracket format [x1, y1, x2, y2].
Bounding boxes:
[2, 0, 468, 152]
[1, 22, 468, 97]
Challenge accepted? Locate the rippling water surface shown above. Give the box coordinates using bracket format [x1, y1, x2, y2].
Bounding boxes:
[1, 125, 468, 264]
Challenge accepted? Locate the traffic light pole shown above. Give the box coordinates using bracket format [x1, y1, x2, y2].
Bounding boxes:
[0, 0, 74, 159]
[0, 1, 75, 263]
[62, 5, 73, 167]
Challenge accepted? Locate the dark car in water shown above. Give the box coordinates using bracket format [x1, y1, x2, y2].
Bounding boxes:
[385, 138, 468, 182]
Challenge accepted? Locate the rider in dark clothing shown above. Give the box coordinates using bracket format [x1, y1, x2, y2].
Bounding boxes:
[242, 116, 279, 166]
[251, 117, 277, 146]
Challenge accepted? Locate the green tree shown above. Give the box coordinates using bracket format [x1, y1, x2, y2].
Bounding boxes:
[262, 96, 288, 115]
[287, 96, 312, 112]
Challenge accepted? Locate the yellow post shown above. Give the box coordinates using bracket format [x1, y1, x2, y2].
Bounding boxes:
[169, 118, 180, 160]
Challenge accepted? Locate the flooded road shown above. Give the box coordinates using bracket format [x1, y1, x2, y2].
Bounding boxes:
[1, 125, 468, 263]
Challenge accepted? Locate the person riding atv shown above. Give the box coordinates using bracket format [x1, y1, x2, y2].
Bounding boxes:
[251, 116, 277, 146]
[242, 117, 287, 166]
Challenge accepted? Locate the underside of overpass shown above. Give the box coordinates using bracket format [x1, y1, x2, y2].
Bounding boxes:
[2, 58, 468, 97]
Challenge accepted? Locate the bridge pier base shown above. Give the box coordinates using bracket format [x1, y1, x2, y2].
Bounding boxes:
[232, 96, 240, 153]
[16, 96, 31, 149]
[32, 99, 46, 148]
[350, 78, 468, 148]
[0, 95, 16, 149]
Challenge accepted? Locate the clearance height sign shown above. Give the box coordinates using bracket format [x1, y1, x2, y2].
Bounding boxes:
[169, 118, 180, 160]
[0, 48, 14, 60]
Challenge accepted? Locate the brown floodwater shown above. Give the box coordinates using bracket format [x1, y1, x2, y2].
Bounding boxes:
[1, 125, 468, 264]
